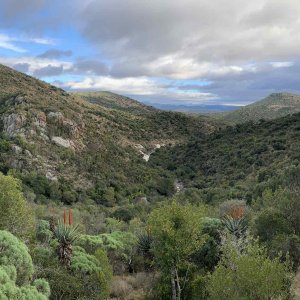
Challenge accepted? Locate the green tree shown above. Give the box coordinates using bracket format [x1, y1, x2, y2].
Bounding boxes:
[148, 202, 207, 300]
[0, 173, 35, 238]
[253, 208, 292, 242]
[207, 238, 291, 300]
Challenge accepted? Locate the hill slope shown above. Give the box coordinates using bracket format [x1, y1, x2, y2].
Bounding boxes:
[150, 114, 300, 203]
[0, 64, 216, 205]
[223, 92, 300, 123]
[75, 91, 154, 115]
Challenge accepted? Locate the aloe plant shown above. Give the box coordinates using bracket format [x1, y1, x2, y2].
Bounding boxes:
[54, 219, 80, 267]
[137, 232, 153, 253]
[222, 215, 247, 238]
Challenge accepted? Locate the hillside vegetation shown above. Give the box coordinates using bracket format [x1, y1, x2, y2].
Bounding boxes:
[150, 114, 300, 203]
[223, 92, 300, 123]
[0, 64, 299, 300]
[0, 64, 216, 206]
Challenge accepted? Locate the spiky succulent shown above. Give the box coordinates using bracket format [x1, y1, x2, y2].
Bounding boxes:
[54, 221, 80, 244]
[137, 232, 153, 253]
[54, 220, 80, 267]
[222, 215, 247, 238]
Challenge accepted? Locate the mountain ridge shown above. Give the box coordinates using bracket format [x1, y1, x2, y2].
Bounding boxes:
[223, 92, 300, 123]
[0, 63, 217, 205]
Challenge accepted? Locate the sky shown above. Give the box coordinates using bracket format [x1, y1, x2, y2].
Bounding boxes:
[0, 0, 300, 106]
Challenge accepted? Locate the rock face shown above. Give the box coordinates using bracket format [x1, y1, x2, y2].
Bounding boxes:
[47, 111, 64, 121]
[51, 136, 73, 148]
[2, 113, 26, 136]
[34, 112, 47, 129]
[12, 145, 22, 155]
[45, 171, 58, 181]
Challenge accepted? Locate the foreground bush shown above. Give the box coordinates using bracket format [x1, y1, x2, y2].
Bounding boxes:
[207, 238, 292, 300]
[0, 174, 35, 239]
[0, 230, 50, 299]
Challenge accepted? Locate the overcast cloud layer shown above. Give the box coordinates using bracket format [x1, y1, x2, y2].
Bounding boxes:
[0, 0, 300, 105]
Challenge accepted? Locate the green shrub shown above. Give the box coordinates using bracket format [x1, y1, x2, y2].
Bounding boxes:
[206, 239, 291, 300]
[0, 174, 35, 238]
[0, 230, 50, 299]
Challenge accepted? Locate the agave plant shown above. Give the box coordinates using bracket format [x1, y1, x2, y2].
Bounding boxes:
[222, 214, 247, 238]
[137, 232, 153, 253]
[54, 220, 80, 267]
[137, 230, 154, 271]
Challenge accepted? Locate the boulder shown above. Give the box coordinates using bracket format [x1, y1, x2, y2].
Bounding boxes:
[11, 145, 22, 155]
[51, 136, 73, 148]
[47, 112, 63, 120]
[45, 171, 58, 181]
[2, 114, 26, 136]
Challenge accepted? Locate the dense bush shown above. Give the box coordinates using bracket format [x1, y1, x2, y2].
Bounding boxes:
[0, 230, 50, 299]
[207, 239, 291, 299]
[0, 174, 35, 238]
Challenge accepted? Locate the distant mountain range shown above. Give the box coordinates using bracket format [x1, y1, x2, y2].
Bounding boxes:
[144, 103, 240, 113]
[142, 93, 300, 124]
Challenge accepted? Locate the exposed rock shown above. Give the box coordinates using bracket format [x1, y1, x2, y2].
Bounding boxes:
[134, 144, 150, 161]
[174, 180, 184, 193]
[46, 171, 58, 181]
[11, 145, 22, 155]
[40, 132, 49, 141]
[2, 113, 26, 136]
[34, 111, 47, 128]
[135, 144, 144, 150]
[51, 136, 73, 148]
[24, 150, 33, 158]
[143, 154, 150, 162]
[47, 111, 63, 120]
[62, 119, 82, 139]
[10, 159, 23, 169]
[15, 95, 24, 104]
[134, 196, 149, 205]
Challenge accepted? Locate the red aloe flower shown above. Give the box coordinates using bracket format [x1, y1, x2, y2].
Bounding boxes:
[69, 208, 72, 225]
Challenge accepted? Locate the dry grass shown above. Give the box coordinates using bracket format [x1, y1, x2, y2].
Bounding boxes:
[110, 273, 154, 300]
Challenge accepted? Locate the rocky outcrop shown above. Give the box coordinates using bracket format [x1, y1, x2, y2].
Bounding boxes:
[62, 119, 83, 139]
[51, 136, 74, 148]
[11, 145, 22, 155]
[45, 171, 58, 181]
[2, 113, 26, 136]
[47, 111, 64, 121]
[34, 111, 47, 129]
[134, 143, 166, 162]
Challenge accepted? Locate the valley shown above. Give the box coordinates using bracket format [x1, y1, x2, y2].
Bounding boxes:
[0, 64, 299, 299]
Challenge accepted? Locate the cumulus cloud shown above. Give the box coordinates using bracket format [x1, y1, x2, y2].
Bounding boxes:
[77, 0, 300, 79]
[0, 56, 72, 78]
[33, 65, 64, 77]
[0, 0, 46, 26]
[73, 59, 108, 75]
[59, 75, 217, 103]
[1, 0, 300, 104]
[13, 63, 30, 73]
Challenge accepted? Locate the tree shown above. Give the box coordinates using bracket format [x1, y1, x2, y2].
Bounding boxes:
[253, 208, 292, 242]
[148, 202, 206, 300]
[206, 238, 291, 300]
[0, 230, 50, 299]
[0, 173, 34, 238]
